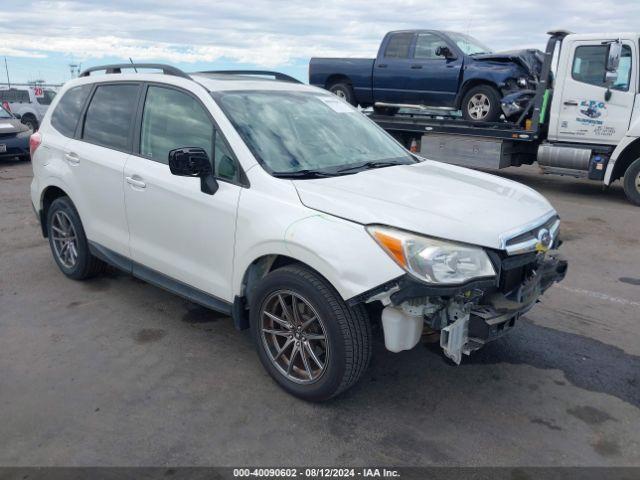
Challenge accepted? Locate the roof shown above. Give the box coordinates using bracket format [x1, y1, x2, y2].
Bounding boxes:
[565, 32, 640, 41]
[191, 73, 313, 93]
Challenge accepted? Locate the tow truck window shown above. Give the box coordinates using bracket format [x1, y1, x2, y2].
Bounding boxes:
[572, 44, 632, 91]
[384, 33, 413, 58]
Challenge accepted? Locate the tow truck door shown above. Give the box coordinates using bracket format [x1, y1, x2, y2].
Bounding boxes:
[551, 38, 636, 145]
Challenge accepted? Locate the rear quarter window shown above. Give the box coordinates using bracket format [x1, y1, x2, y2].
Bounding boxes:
[51, 85, 92, 138]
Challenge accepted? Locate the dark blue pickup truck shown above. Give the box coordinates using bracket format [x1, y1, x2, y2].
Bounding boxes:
[309, 30, 543, 122]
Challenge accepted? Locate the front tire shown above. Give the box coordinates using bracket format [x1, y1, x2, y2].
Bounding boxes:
[21, 115, 38, 132]
[461, 85, 501, 123]
[46, 196, 105, 280]
[328, 82, 356, 106]
[250, 265, 372, 401]
[623, 157, 640, 206]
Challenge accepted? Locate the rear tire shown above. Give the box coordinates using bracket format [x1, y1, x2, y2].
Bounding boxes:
[46, 196, 105, 280]
[328, 82, 356, 106]
[623, 157, 640, 206]
[373, 105, 399, 116]
[250, 264, 372, 401]
[461, 85, 501, 123]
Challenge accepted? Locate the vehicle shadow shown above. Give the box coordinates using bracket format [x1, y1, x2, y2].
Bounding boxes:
[345, 318, 639, 409]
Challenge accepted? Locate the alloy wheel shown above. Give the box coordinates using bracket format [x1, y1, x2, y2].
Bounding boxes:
[260, 290, 329, 384]
[51, 210, 78, 269]
[468, 93, 491, 120]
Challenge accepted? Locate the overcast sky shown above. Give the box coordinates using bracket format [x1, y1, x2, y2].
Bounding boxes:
[1, 0, 639, 84]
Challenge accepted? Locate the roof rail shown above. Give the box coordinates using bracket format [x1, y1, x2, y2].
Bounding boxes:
[79, 63, 191, 79]
[198, 70, 302, 84]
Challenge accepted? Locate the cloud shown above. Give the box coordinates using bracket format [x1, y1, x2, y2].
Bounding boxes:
[1, 0, 639, 68]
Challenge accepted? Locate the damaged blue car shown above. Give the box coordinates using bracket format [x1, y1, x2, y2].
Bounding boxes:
[309, 30, 544, 122]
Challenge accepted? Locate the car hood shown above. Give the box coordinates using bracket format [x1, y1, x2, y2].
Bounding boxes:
[293, 161, 555, 250]
[0, 118, 30, 134]
[472, 49, 544, 78]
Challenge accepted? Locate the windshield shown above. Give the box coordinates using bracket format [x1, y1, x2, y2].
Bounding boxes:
[0, 106, 12, 119]
[447, 32, 493, 55]
[36, 89, 57, 106]
[215, 91, 414, 176]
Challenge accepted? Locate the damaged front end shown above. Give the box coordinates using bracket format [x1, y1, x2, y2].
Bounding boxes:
[356, 218, 568, 364]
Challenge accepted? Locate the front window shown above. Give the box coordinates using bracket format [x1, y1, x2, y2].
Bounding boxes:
[215, 91, 415, 176]
[572, 44, 632, 91]
[446, 32, 492, 55]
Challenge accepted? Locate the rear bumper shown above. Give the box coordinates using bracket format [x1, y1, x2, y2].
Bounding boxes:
[0, 134, 29, 158]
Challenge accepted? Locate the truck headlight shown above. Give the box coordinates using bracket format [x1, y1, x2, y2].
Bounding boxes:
[517, 77, 528, 88]
[367, 225, 496, 284]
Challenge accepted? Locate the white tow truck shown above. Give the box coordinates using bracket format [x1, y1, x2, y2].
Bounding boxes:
[370, 31, 640, 205]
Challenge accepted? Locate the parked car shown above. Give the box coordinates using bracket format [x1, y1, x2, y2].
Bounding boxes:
[0, 105, 31, 161]
[30, 64, 566, 401]
[309, 30, 544, 122]
[0, 86, 57, 131]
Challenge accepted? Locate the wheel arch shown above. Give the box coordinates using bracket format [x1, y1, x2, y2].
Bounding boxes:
[605, 136, 640, 185]
[455, 79, 500, 110]
[324, 74, 352, 90]
[39, 184, 72, 237]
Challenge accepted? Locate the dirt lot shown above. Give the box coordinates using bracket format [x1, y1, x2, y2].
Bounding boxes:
[1, 159, 639, 466]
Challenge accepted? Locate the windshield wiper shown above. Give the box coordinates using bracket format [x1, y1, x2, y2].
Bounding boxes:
[271, 169, 337, 179]
[334, 160, 408, 174]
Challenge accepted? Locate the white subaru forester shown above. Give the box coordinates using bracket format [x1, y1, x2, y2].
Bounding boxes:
[30, 64, 567, 401]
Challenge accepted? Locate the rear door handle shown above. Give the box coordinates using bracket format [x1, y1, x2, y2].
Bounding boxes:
[377, 64, 388, 68]
[64, 152, 80, 165]
[410, 64, 423, 69]
[563, 100, 579, 106]
[126, 176, 147, 189]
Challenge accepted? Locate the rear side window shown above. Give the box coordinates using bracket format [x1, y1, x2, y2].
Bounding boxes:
[51, 85, 92, 138]
[0, 89, 29, 103]
[82, 84, 140, 151]
[384, 33, 413, 58]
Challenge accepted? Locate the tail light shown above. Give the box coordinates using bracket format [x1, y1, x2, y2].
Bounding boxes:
[29, 131, 42, 157]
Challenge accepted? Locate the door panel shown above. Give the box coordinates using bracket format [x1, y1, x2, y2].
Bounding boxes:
[404, 33, 462, 107]
[124, 84, 241, 301]
[555, 41, 636, 145]
[65, 83, 140, 256]
[373, 32, 415, 103]
[124, 155, 240, 301]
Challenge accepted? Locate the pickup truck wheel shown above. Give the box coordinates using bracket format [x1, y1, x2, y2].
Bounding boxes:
[623, 157, 640, 206]
[250, 265, 372, 401]
[462, 85, 500, 123]
[46, 196, 106, 280]
[328, 82, 356, 106]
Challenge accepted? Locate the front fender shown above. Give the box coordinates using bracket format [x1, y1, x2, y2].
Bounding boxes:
[233, 204, 404, 302]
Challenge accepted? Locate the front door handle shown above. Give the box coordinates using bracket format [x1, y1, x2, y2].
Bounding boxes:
[64, 152, 80, 165]
[410, 64, 423, 69]
[563, 100, 579, 106]
[126, 176, 147, 189]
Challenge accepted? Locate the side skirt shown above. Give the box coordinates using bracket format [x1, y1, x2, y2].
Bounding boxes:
[88, 241, 233, 317]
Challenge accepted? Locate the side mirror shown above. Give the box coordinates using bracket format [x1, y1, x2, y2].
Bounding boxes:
[13, 113, 21, 120]
[435, 46, 456, 60]
[168, 147, 218, 195]
[605, 40, 622, 75]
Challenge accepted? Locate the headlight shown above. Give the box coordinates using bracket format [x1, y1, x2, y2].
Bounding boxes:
[367, 225, 496, 284]
[517, 77, 528, 88]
